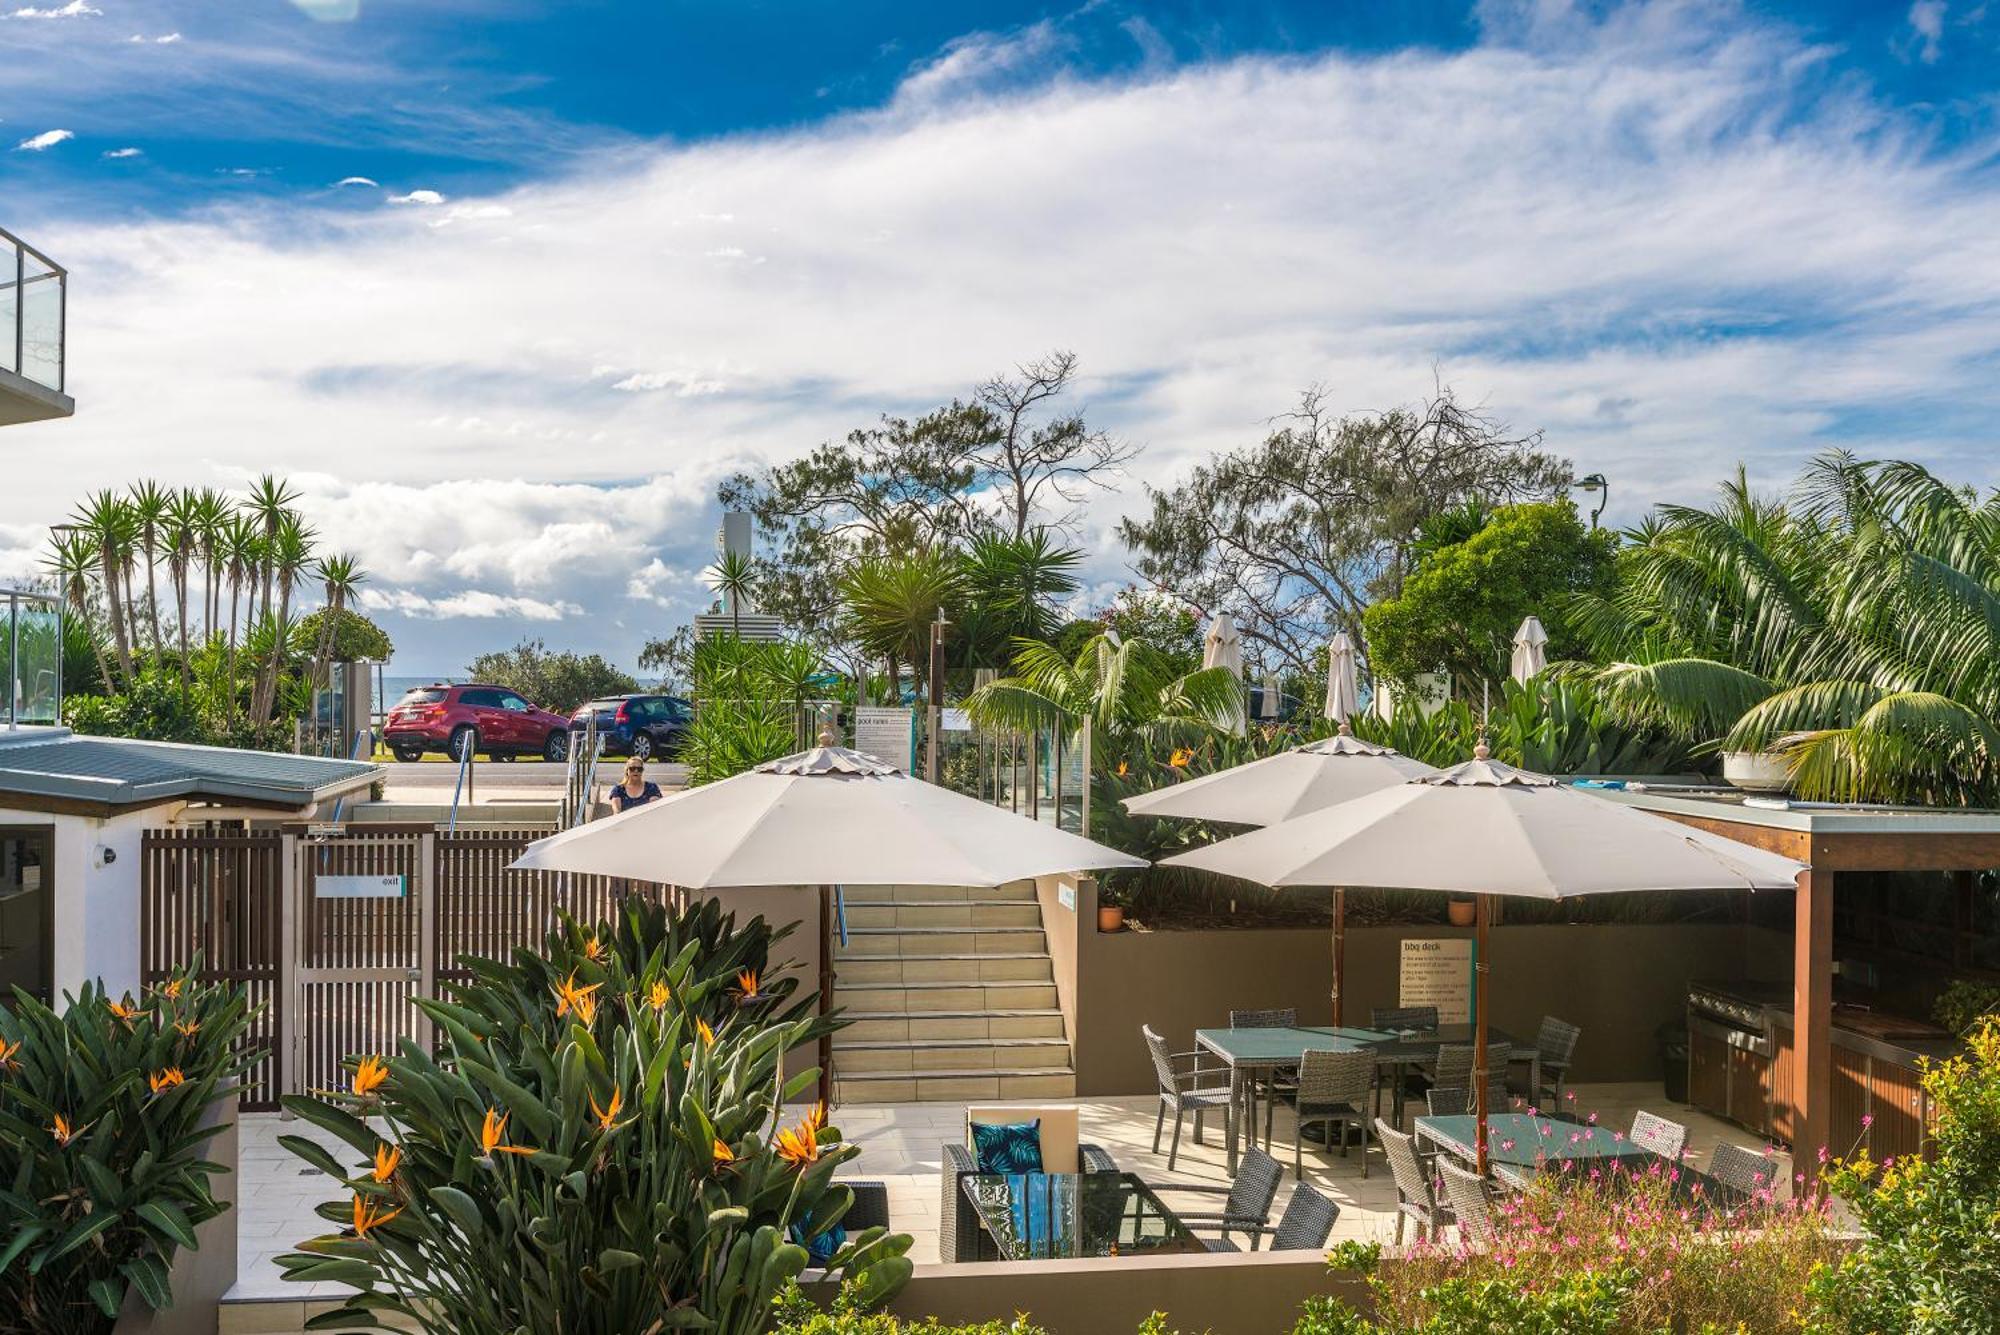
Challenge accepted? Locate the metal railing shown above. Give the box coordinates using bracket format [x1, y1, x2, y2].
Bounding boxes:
[0, 227, 66, 395]
[3, 588, 61, 729]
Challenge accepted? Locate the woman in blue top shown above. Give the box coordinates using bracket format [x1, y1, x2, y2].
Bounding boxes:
[608, 758, 663, 813]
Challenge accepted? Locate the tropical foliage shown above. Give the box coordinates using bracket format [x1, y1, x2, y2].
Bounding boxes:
[1811, 1016, 2000, 1332]
[683, 636, 833, 785]
[464, 637, 640, 714]
[771, 1280, 1047, 1334]
[1349, 677, 1691, 776]
[1574, 453, 2000, 805]
[0, 970, 256, 1335]
[276, 896, 910, 1335]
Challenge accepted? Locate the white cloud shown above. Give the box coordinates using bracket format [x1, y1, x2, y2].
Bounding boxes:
[387, 188, 446, 206]
[357, 588, 580, 621]
[334, 175, 379, 187]
[1907, 1, 1947, 62]
[14, 128, 72, 150]
[13, 1, 2000, 671]
[129, 31, 181, 44]
[101, 146, 140, 159]
[3, 0, 99, 17]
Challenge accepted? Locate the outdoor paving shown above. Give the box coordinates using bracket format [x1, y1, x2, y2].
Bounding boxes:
[228, 1080, 1788, 1302]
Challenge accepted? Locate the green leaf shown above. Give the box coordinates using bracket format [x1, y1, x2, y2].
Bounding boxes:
[123, 1253, 174, 1310]
[88, 1276, 125, 1318]
[137, 1199, 199, 1249]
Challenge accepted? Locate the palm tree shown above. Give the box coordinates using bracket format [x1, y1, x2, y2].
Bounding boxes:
[44, 531, 117, 693]
[965, 631, 1244, 768]
[162, 488, 202, 698]
[127, 479, 169, 655]
[252, 513, 315, 724]
[309, 552, 365, 690]
[951, 530, 1082, 668]
[838, 549, 962, 702]
[192, 488, 231, 639]
[703, 549, 757, 638]
[243, 474, 301, 627]
[72, 490, 135, 682]
[220, 514, 260, 727]
[1572, 452, 2000, 805]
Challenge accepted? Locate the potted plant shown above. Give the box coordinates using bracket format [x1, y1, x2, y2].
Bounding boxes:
[1447, 897, 1477, 927]
[1098, 903, 1126, 933]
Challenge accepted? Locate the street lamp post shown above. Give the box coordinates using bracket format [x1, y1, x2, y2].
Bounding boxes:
[1576, 472, 1609, 529]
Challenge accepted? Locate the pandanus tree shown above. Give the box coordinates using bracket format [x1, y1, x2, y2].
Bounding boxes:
[837, 548, 960, 702]
[1572, 453, 2000, 805]
[308, 553, 365, 691]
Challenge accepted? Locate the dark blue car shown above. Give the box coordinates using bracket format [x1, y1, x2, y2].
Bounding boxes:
[568, 694, 693, 760]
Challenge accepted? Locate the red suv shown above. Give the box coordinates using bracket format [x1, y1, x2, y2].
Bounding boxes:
[383, 684, 572, 763]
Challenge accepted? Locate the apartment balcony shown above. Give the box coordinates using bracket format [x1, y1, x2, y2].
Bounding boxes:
[0, 227, 71, 425]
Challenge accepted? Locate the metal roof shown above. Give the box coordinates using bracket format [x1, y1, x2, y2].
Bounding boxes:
[1597, 783, 2000, 835]
[0, 728, 381, 810]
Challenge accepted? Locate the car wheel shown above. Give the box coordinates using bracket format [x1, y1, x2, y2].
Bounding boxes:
[544, 731, 570, 763]
[391, 745, 424, 763]
[630, 732, 654, 760]
[449, 726, 479, 762]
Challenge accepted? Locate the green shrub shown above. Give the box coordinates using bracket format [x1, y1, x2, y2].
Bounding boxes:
[771, 1280, 1047, 1334]
[0, 971, 257, 1334]
[1811, 1016, 2000, 1333]
[276, 897, 911, 1334]
[1292, 1271, 1629, 1335]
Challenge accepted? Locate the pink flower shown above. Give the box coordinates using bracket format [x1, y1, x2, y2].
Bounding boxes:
[1585, 1111, 1598, 1125]
[1861, 1113, 1874, 1129]
[1817, 1145, 1830, 1164]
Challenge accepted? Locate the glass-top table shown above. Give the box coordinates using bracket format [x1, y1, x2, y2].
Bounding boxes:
[1414, 1112, 1749, 1209]
[960, 1172, 1205, 1261]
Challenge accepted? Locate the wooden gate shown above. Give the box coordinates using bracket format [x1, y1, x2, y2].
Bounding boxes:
[142, 826, 646, 1109]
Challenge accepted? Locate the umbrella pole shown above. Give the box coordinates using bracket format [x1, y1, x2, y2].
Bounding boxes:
[1474, 895, 1491, 1175]
[1330, 887, 1346, 1026]
[820, 887, 836, 1103]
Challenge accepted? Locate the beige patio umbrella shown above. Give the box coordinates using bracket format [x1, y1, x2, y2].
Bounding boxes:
[1510, 615, 1549, 683]
[1121, 728, 1436, 1023]
[1163, 744, 1804, 1170]
[513, 737, 1146, 1097]
[1324, 632, 1361, 724]
[1203, 613, 1245, 736]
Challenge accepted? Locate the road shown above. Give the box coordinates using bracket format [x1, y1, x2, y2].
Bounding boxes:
[375, 760, 691, 790]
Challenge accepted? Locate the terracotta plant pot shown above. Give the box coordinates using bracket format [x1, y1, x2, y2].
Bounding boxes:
[1098, 905, 1126, 933]
[1447, 899, 1477, 928]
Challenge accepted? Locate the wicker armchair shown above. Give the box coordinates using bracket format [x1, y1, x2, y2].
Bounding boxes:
[1370, 1006, 1439, 1121]
[1437, 1159, 1497, 1249]
[1425, 1087, 1468, 1118]
[939, 1140, 1119, 1263]
[1152, 1146, 1284, 1251]
[1231, 1007, 1298, 1150]
[1145, 1024, 1235, 1170]
[1204, 1182, 1340, 1253]
[843, 1181, 891, 1231]
[1630, 1110, 1689, 1161]
[1376, 1118, 1448, 1245]
[1706, 1141, 1776, 1199]
[1288, 1048, 1375, 1179]
[1510, 1015, 1581, 1105]
[1370, 1005, 1439, 1031]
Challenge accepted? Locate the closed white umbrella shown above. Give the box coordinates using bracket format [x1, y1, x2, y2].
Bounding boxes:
[1202, 613, 1243, 676]
[1510, 616, 1549, 684]
[1324, 632, 1361, 724]
[516, 738, 1144, 1099]
[1164, 744, 1804, 1168]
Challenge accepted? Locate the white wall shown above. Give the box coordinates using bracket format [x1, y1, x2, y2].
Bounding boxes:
[42, 807, 152, 1000]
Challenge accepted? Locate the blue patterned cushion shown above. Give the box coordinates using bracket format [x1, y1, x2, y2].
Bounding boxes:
[971, 1118, 1043, 1174]
[788, 1211, 846, 1266]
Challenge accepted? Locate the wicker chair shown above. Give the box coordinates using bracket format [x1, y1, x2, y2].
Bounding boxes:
[1370, 1005, 1439, 1031]
[1509, 1016, 1581, 1105]
[1376, 1118, 1448, 1244]
[1425, 1087, 1468, 1118]
[1707, 1141, 1777, 1198]
[1154, 1146, 1284, 1251]
[1482, 1042, 1515, 1111]
[1370, 1006, 1439, 1120]
[939, 1142, 1118, 1263]
[1289, 1048, 1375, 1179]
[1144, 1024, 1235, 1170]
[1231, 1006, 1298, 1149]
[1630, 1110, 1689, 1161]
[1204, 1182, 1340, 1252]
[843, 1181, 891, 1231]
[1437, 1159, 1497, 1249]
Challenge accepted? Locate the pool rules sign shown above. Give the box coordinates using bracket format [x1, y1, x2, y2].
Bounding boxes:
[1398, 938, 1475, 1024]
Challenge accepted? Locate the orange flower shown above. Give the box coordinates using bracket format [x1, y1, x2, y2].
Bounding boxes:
[174, 1020, 201, 1039]
[801, 1100, 827, 1138]
[774, 1113, 823, 1168]
[552, 972, 602, 1021]
[148, 1067, 186, 1095]
[351, 1192, 401, 1239]
[0, 1038, 20, 1072]
[156, 977, 185, 1000]
[581, 934, 607, 963]
[645, 980, 672, 1013]
[351, 1055, 390, 1098]
[733, 969, 760, 998]
[479, 1108, 536, 1157]
[1168, 748, 1193, 769]
[50, 1114, 85, 1146]
[711, 1137, 736, 1167]
[370, 1143, 401, 1183]
[695, 1017, 716, 1048]
[1115, 761, 1130, 777]
[589, 1087, 630, 1134]
[107, 996, 149, 1024]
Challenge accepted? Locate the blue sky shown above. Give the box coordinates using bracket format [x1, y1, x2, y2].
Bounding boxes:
[4, 0, 2000, 676]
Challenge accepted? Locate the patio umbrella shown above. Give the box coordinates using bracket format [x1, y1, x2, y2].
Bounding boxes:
[1510, 616, 1549, 684]
[1324, 632, 1361, 724]
[512, 737, 1146, 1097]
[1162, 744, 1804, 1169]
[1121, 726, 1436, 1022]
[1202, 613, 1243, 675]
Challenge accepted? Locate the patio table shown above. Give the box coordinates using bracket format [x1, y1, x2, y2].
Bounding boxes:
[960, 1171, 1205, 1261]
[1196, 1024, 1523, 1172]
[1413, 1113, 1748, 1209]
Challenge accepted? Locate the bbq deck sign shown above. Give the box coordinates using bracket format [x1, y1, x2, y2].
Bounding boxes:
[1398, 938, 1474, 1024]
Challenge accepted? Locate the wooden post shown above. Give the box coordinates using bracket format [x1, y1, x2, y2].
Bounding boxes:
[1794, 868, 1832, 1184]
[818, 884, 835, 1106]
[278, 834, 298, 1106]
[1474, 894, 1492, 1175]
[1330, 887, 1346, 1026]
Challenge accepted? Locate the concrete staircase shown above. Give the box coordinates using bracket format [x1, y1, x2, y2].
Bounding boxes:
[829, 883, 1075, 1103]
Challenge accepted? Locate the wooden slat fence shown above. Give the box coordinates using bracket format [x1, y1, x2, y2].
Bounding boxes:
[433, 829, 657, 987]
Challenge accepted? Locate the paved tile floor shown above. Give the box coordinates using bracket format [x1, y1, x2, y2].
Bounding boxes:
[230, 1081, 1788, 1301]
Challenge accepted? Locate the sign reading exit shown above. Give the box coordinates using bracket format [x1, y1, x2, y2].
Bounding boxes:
[317, 874, 406, 900]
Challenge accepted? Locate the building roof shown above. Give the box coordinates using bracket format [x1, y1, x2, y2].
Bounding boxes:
[0, 727, 381, 814]
[1596, 782, 2000, 836]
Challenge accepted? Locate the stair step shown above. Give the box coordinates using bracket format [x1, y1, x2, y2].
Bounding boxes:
[841, 1010, 1066, 1042]
[841, 903, 1043, 929]
[837, 982, 1059, 1011]
[860, 884, 1038, 903]
[837, 955, 1054, 985]
[834, 1068, 1077, 1103]
[836, 929, 1048, 957]
[834, 1037, 1072, 1072]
